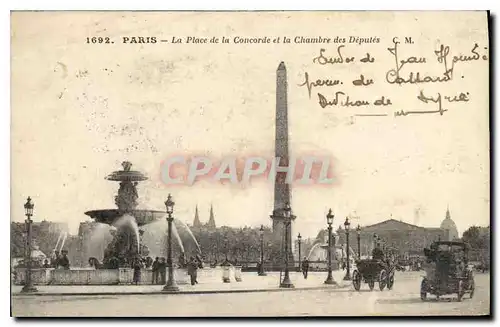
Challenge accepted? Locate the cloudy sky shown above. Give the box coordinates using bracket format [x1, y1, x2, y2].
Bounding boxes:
[11, 12, 489, 238]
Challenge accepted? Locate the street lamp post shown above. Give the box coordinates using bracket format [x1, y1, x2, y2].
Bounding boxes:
[280, 202, 294, 288]
[373, 233, 378, 251]
[162, 194, 179, 292]
[21, 197, 37, 293]
[356, 225, 361, 259]
[297, 233, 302, 272]
[339, 225, 344, 263]
[216, 233, 219, 263]
[258, 225, 267, 276]
[324, 209, 337, 285]
[343, 217, 351, 281]
[225, 235, 229, 261]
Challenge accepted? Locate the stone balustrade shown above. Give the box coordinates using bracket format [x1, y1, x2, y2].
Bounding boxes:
[13, 267, 192, 286]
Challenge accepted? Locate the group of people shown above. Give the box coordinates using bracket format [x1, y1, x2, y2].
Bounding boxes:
[149, 257, 168, 285]
[41, 250, 70, 269]
[131, 255, 202, 286]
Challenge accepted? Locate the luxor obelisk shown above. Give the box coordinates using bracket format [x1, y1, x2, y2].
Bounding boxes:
[270, 62, 295, 258]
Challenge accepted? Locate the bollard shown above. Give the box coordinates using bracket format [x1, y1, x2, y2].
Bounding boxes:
[234, 266, 242, 282]
[222, 265, 231, 283]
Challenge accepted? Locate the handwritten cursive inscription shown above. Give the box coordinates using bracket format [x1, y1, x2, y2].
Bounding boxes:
[394, 90, 469, 117]
[299, 72, 343, 99]
[318, 92, 369, 108]
[313, 46, 355, 65]
[352, 74, 374, 86]
[318, 92, 392, 109]
[303, 39, 485, 117]
[435, 43, 488, 79]
[386, 40, 451, 85]
[360, 53, 375, 63]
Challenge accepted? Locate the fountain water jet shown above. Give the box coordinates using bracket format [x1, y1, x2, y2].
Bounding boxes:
[172, 223, 185, 254]
[53, 232, 63, 253]
[173, 219, 201, 253]
[59, 232, 68, 252]
[87, 223, 112, 260]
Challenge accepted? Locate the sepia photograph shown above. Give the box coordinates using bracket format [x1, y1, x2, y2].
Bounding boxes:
[9, 10, 490, 317]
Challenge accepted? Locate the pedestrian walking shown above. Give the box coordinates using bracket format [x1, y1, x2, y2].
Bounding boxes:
[301, 257, 310, 279]
[152, 257, 159, 284]
[187, 257, 198, 285]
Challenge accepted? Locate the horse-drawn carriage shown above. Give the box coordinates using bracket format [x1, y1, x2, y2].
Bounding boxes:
[420, 241, 475, 302]
[352, 259, 395, 291]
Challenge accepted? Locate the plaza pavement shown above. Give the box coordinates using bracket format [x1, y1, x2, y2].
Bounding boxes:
[12, 272, 490, 316]
[11, 270, 351, 296]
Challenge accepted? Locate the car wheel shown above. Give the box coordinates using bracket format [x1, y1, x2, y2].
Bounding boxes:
[379, 269, 387, 291]
[387, 273, 395, 290]
[352, 270, 362, 291]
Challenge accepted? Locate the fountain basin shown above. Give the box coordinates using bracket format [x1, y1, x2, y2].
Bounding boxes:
[84, 209, 166, 227]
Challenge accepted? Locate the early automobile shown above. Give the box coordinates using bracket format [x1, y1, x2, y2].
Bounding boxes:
[352, 258, 395, 291]
[420, 241, 475, 302]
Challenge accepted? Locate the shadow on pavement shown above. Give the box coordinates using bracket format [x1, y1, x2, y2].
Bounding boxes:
[37, 296, 120, 303]
[332, 289, 385, 293]
[376, 297, 458, 304]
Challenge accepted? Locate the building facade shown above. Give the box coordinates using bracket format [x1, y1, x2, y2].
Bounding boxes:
[330, 208, 459, 258]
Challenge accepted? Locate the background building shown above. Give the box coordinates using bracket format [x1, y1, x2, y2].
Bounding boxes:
[332, 208, 459, 258]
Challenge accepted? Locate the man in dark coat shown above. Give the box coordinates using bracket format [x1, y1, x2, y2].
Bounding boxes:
[152, 257, 159, 284]
[187, 257, 198, 285]
[59, 250, 70, 270]
[158, 257, 167, 284]
[301, 257, 310, 279]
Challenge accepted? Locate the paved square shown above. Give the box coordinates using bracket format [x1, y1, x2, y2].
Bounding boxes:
[11, 271, 490, 317]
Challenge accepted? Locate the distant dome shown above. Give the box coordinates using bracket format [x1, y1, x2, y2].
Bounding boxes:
[440, 207, 459, 241]
[440, 217, 457, 230]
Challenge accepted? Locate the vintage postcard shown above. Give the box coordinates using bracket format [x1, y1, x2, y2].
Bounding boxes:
[10, 11, 490, 317]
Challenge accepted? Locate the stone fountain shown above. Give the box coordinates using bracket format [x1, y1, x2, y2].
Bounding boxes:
[84, 161, 166, 268]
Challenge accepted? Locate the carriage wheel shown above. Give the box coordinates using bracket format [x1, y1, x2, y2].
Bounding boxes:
[457, 280, 464, 302]
[420, 279, 427, 301]
[469, 279, 475, 299]
[387, 273, 395, 290]
[379, 269, 387, 291]
[352, 270, 361, 291]
[368, 279, 375, 291]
